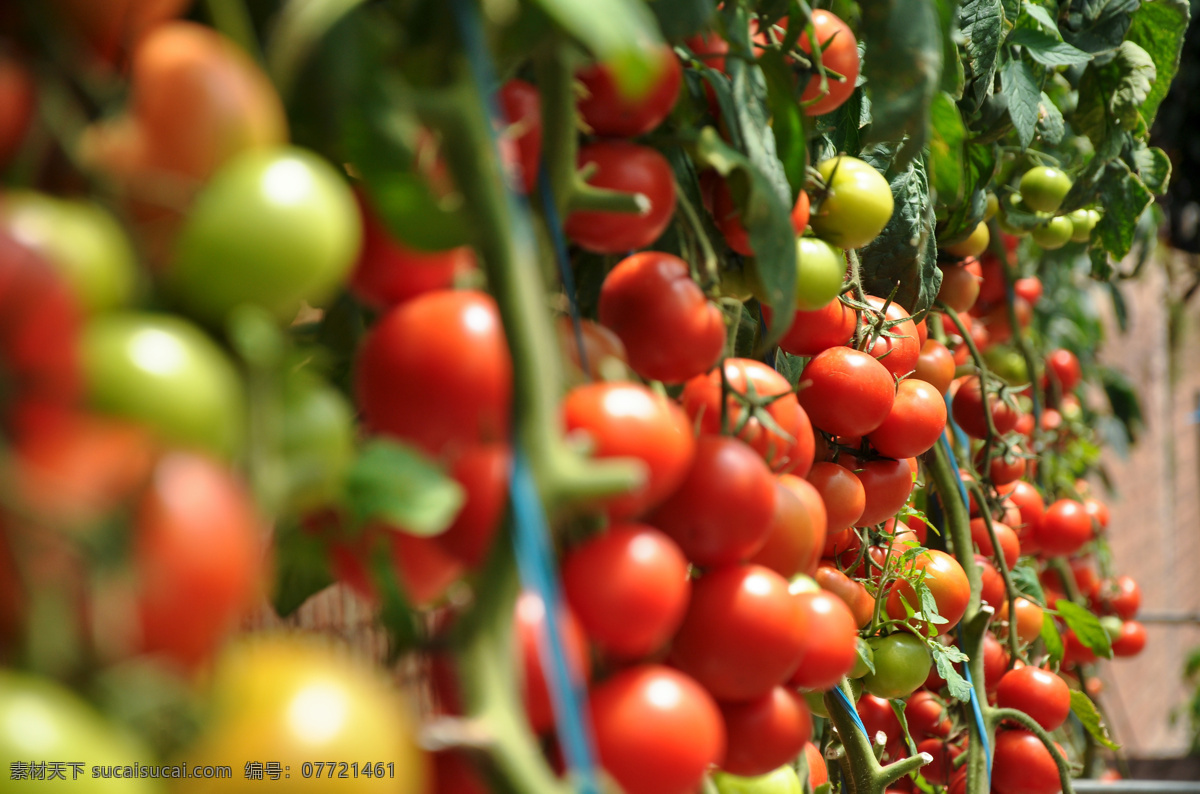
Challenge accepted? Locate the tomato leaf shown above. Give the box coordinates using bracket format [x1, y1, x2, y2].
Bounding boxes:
[1056, 600, 1114, 658]
[1007, 28, 1092, 66]
[1020, 1, 1060, 31]
[1093, 160, 1154, 262]
[1069, 690, 1121, 750]
[1060, 0, 1138, 55]
[928, 92, 968, 205]
[1036, 91, 1066, 146]
[1132, 142, 1172, 195]
[1010, 559, 1047, 605]
[530, 0, 663, 96]
[1124, 0, 1190, 128]
[931, 642, 973, 701]
[759, 49, 809, 201]
[271, 521, 335, 618]
[1001, 59, 1041, 148]
[958, 0, 1005, 112]
[1041, 610, 1065, 666]
[938, 0, 966, 98]
[345, 440, 466, 536]
[647, 0, 717, 41]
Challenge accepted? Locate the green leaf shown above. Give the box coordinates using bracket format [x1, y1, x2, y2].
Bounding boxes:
[929, 92, 968, 203]
[1002, 58, 1041, 148]
[1060, 0, 1139, 54]
[939, 0, 966, 97]
[1109, 41, 1157, 131]
[861, 0, 945, 154]
[958, 0, 1005, 111]
[1008, 28, 1093, 65]
[1056, 599, 1114, 659]
[1041, 611, 1065, 665]
[271, 522, 335, 618]
[530, 0, 663, 95]
[345, 439, 466, 535]
[1070, 690, 1122, 750]
[931, 642, 973, 701]
[648, 0, 717, 41]
[1133, 143, 1172, 194]
[938, 142, 995, 239]
[1010, 559, 1047, 605]
[760, 49, 809, 200]
[1124, 0, 1190, 127]
[1021, 1, 1060, 30]
[1094, 159, 1154, 261]
[1037, 91, 1066, 146]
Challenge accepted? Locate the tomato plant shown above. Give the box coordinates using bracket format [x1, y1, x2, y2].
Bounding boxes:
[564, 141, 676, 253]
[798, 11, 860, 116]
[862, 632, 932, 699]
[577, 45, 681, 138]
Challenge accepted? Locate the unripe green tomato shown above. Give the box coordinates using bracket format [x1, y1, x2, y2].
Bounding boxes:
[795, 237, 848, 310]
[1100, 616, 1124, 641]
[1019, 166, 1072, 214]
[985, 192, 999, 220]
[984, 346, 1029, 386]
[861, 633, 932, 699]
[810, 156, 894, 250]
[720, 264, 763, 302]
[0, 191, 137, 313]
[713, 766, 803, 794]
[170, 146, 361, 324]
[1031, 215, 1073, 250]
[1068, 208, 1100, 242]
[941, 221, 990, 259]
[281, 370, 356, 513]
[83, 312, 244, 459]
[849, 637, 874, 679]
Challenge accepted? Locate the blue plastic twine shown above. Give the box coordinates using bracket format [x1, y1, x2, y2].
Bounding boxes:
[447, 1, 600, 790]
[538, 168, 590, 377]
[831, 684, 870, 738]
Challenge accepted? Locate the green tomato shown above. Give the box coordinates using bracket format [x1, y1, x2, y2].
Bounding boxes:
[1099, 616, 1124, 641]
[984, 346, 1029, 386]
[281, 370, 355, 513]
[170, 147, 361, 324]
[1019, 166, 1072, 214]
[720, 264, 763, 302]
[713, 766, 803, 794]
[0, 192, 137, 313]
[82, 312, 244, 459]
[795, 237, 848, 310]
[861, 633, 932, 699]
[1068, 208, 1099, 242]
[941, 221, 990, 259]
[810, 156, 894, 250]
[1030, 216, 1073, 250]
[849, 636, 875, 679]
[0, 671, 162, 793]
[984, 192, 999, 220]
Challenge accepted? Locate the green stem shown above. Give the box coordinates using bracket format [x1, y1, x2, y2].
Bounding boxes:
[567, 181, 650, 215]
[533, 42, 580, 218]
[825, 680, 931, 794]
[204, 0, 264, 62]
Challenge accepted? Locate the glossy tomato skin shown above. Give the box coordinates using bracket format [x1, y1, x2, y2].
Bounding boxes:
[720, 686, 813, 777]
[682, 359, 814, 475]
[798, 11, 860, 116]
[355, 290, 511, 457]
[798, 347, 895, 437]
[577, 45, 682, 137]
[565, 141, 676, 253]
[649, 435, 777, 567]
[861, 297, 920, 378]
[1045, 348, 1082, 392]
[970, 518, 1021, 569]
[515, 593, 591, 733]
[805, 462, 865, 532]
[564, 381, 695, 519]
[1019, 167, 1072, 214]
[951, 376, 1019, 439]
[1112, 620, 1147, 657]
[789, 590, 859, 689]
[938, 262, 982, 313]
[713, 766, 803, 794]
[996, 667, 1070, 731]
[671, 564, 805, 702]
[589, 665, 725, 794]
[749, 475, 826, 579]
[1101, 575, 1141, 620]
[977, 554, 1006, 608]
[777, 298, 857, 357]
[886, 549, 970, 634]
[1002, 597, 1045, 646]
[810, 157, 894, 250]
[906, 690, 952, 738]
[991, 729, 1062, 794]
[862, 633, 932, 699]
[914, 339, 956, 395]
[433, 443, 510, 567]
[497, 79, 542, 194]
[598, 251, 725, 383]
[562, 524, 690, 659]
[857, 694, 903, 755]
[868, 378, 947, 459]
[1035, 499, 1093, 556]
[854, 457, 914, 527]
[795, 237, 849, 310]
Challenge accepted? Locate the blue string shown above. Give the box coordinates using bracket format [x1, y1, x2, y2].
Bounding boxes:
[447, 1, 600, 790]
[539, 168, 590, 377]
[831, 685, 869, 738]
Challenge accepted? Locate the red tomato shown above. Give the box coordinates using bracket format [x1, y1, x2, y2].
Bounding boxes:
[951, 376, 1019, 439]
[861, 297, 920, 378]
[1013, 276, 1044, 305]
[1035, 499, 1093, 556]
[135, 453, 264, 667]
[858, 694, 903, 755]
[777, 298, 857, 357]
[565, 142, 676, 253]
[913, 339, 956, 395]
[919, 738, 963, 785]
[497, 79, 542, 194]
[983, 632, 1010, 691]
[562, 524, 690, 660]
[804, 743, 829, 788]
[749, 475, 827, 579]
[329, 520, 465, 607]
[1062, 628, 1097, 666]
[577, 45, 682, 138]
[906, 690, 951, 738]
[0, 53, 34, 168]
[992, 729, 1063, 794]
[867, 378, 947, 459]
[1112, 620, 1147, 657]
[807, 462, 865, 532]
[1007, 480, 1045, 537]
[49, 0, 192, 65]
[597, 251, 725, 383]
[798, 347, 896, 437]
[563, 381, 696, 519]
[1001, 597, 1045, 646]
[432, 751, 488, 794]
[589, 665, 725, 794]
[982, 448, 1027, 486]
[557, 316, 628, 380]
[798, 11, 860, 116]
[886, 548, 970, 634]
[671, 564, 805, 701]
[789, 589, 859, 689]
[970, 518, 1020, 569]
[853, 457, 914, 527]
[516, 592, 591, 734]
[713, 181, 812, 256]
[349, 193, 475, 308]
[1044, 349, 1081, 392]
[434, 444, 510, 567]
[996, 667, 1070, 731]
[686, 31, 729, 72]
[814, 564, 875, 628]
[938, 262, 982, 313]
[1082, 498, 1110, 531]
[720, 686, 813, 776]
[649, 436, 777, 567]
[977, 554, 1006, 608]
[1100, 575, 1141, 620]
[681, 358, 814, 475]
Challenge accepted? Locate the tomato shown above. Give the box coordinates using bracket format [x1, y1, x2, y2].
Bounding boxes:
[969, 518, 1020, 569]
[82, 312, 243, 459]
[0, 53, 34, 168]
[906, 690, 952, 738]
[1013, 276, 1043, 305]
[867, 378, 947, 459]
[991, 729, 1062, 794]
[862, 632, 932, 699]
[686, 31, 729, 72]
[749, 475, 826, 579]
[1034, 499, 1092, 556]
[565, 141, 676, 253]
[349, 192, 476, 308]
[977, 554, 1006, 608]
[557, 316, 628, 380]
[355, 290, 511, 457]
[597, 251, 725, 383]
[330, 523, 464, 607]
[1069, 208, 1100, 242]
[887, 548, 970, 634]
[713, 766, 803, 794]
[1000, 597, 1044, 646]
[279, 370, 355, 514]
[174, 635, 427, 794]
[794, 237, 848, 310]
[49, 0, 191, 65]
[789, 589, 859, 689]
[937, 262, 981, 313]
[798, 347, 895, 437]
[776, 298, 857, 357]
[0, 671, 160, 793]
[810, 157, 894, 250]
[1006, 479, 1045, 535]
[682, 358, 814, 475]
[1030, 216, 1073, 250]
[1111, 620, 1147, 657]
[577, 45, 682, 138]
[860, 297, 920, 378]
[1019, 166, 1072, 214]
[671, 564, 805, 701]
[1044, 348, 1082, 393]
[719, 686, 812, 776]
[798, 11, 860, 116]
[982, 631, 1010, 691]
[804, 743, 829, 788]
[1100, 575, 1141, 620]
[942, 221, 990, 259]
[996, 667, 1070, 731]
[918, 738, 963, 785]
[857, 694, 905, 758]
[433, 443, 510, 567]
[497, 79, 542, 194]
[913, 339, 956, 394]
[0, 192, 138, 314]
[135, 452, 263, 667]
[515, 592, 592, 733]
[562, 524, 690, 659]
[564, 381, 695, 518]
[1062, 628, 1098, 666]
[1082, 498, 1110, 532]
[169, 147, 361, 323]
[951, 376, 1018, 439]
[853, 457, 914, 527]
[649, 436, 777, 567]
[807, 462, 865, 532]
[432, 751, 488, 794]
